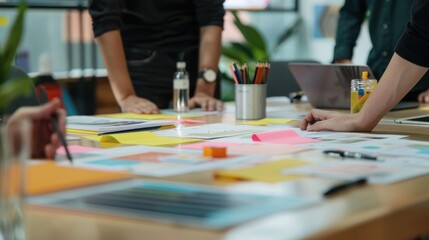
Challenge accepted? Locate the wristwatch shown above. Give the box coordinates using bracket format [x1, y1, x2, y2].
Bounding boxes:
[198, 68, 217, 83]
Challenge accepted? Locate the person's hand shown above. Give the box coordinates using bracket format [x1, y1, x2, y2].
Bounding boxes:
[119, 95, 160, 114]
[7, 98, 66, 159]
[300, 109, 368, 132]
[189, 92, 223, 111]
[334, 59, 352, 64]
[418, 89, 429, 103]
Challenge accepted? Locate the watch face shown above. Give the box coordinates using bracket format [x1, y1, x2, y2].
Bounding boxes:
[203, 69, 217, 82]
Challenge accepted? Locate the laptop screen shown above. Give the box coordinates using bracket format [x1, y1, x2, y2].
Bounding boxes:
[288, 63, 374, 109]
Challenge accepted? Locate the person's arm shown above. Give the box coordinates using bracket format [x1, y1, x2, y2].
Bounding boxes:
[189, 0, 225, 111]
[397, 1, 429, 104]
[189, 25, 223, 111]
[7, 98, 65, 159]
[300, 54, 428, 132]
[358, 54, 428, 128]
[95, 31, 159, 113]
[301, 0, 429, 132]
[333, 0, 367, 63]
[88, 0, 159, 113]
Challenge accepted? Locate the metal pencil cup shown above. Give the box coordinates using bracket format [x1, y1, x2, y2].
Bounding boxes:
[235, 84, 266, 120]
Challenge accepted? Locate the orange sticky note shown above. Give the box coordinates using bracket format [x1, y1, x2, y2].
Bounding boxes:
[26, 163, 132, 195]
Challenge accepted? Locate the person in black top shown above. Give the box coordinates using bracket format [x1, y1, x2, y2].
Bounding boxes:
[333, 0, 413, 80]
[300, 0, 429, 132]
[333, 0, 429, 103]
[88, 0, 224, 113]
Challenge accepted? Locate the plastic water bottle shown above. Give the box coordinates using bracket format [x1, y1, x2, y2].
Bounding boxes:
[173, 61, 189, 112]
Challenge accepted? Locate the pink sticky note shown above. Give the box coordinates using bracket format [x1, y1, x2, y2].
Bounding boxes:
[229, 143, 309, 155]
[252, 130, 320, 145]
[177, 141, 240, 150]
[57, 145, 101, 154]
[167, 119, 206, 124]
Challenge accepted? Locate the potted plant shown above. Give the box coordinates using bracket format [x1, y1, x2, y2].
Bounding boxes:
[220, 11, 302, 100]
[0, 4, 32, 240]
[0, 4, 33, 111]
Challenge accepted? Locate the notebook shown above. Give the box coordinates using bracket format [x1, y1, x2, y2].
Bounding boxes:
[67, 116, 173, 135]
[288, 63, 420, 111]
[28, 179, 318, 229]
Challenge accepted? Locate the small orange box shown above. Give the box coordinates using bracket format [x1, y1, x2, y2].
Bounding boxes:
[203, 146, 227, 158]
[203, 146, 213, 157]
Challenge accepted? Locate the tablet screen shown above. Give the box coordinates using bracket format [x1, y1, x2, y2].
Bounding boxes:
[395, 115, 429, 125]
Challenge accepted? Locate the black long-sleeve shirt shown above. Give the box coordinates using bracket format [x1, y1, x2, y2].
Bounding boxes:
[88, 0, 224, 51]
[395, 0, 429, 68]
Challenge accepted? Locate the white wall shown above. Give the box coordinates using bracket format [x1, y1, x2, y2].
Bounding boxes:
[0, 10, 68, 72]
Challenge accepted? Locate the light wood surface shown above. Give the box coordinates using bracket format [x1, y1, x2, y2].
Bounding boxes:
[26, 102, 429, 240]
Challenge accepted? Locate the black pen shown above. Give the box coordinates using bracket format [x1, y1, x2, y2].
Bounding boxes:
[323, 178, 367, 196]
[39, 87, 73, 163]
[323, 149, 382, 161]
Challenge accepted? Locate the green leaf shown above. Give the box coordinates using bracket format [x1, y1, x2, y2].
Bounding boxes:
[272, 16, 302, 53]
[0, 3, 26, 84]
[230, 42, 254, 59]
[0, 76, 33, 109]
[231, 11, 267, 54]
[252, 48, 269, 62]
[221, 45, 249, 64]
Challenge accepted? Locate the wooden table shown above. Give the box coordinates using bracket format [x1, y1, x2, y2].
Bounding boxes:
[26, 102, 429, 240]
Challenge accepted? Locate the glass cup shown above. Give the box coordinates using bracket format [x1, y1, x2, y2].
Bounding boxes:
[0, 117, 30, 240]
[235, 84, 266, 120]
[350, 79, 377, 114]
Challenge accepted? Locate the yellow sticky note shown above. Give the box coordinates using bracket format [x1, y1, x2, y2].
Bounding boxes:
[239, 118, 295, 126]
[418, 107, 429, 111]
[67, 129, 98, 135]
[215, 159, 309, 183]
[0, 16, 8, 26]
[85, 131, 201, 146]
[102, 113, 201, 120]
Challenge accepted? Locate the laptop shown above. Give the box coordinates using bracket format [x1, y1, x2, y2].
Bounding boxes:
[266, 60, 319, 97]
[288, 63, 420, 111]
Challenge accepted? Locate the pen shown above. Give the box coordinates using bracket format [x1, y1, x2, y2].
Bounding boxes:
[232, 62, 244, 84]
[38, 86, 73, 163]
[323, 149, 382, 161]
[323, 178, 367, 196]
[51, 113, 73, 163]
[228, 65, 239, 84]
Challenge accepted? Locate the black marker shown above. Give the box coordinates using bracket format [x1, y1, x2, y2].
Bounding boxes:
[323, 150, 382, 161]
[323, 178, 367, 196]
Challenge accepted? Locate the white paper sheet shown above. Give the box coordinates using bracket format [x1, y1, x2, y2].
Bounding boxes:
[282, 160, 429, 184]
[59, 145, 265, 177]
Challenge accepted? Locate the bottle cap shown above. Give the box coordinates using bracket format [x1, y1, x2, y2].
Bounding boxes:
[38, 52, 52, 75]
[177, 61, 186, 69]
[361, 71, 368, 80]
